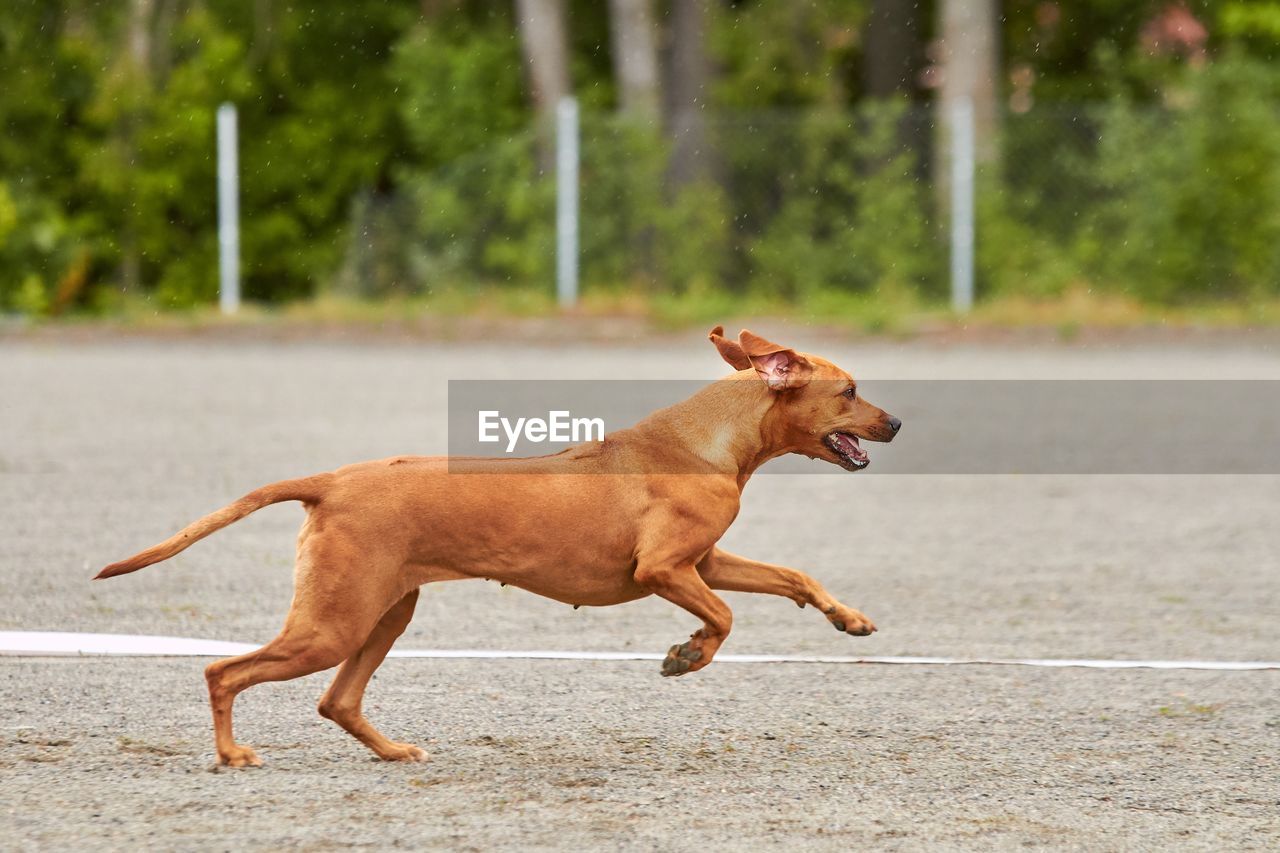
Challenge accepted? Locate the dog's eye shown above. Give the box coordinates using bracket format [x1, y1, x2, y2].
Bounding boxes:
[843, 387, 856, 400]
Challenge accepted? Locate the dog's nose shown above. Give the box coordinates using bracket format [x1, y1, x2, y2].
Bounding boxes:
[887, 416, 902, 433]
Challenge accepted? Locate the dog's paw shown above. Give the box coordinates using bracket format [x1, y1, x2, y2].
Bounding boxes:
[379, 743, 428, 763]
[661, 641, 704, 677]
[825, 605, 876, 636]
[217, 745, 263, 768]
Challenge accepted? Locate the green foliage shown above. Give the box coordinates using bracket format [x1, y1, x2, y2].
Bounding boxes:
[398, 134, 554, 289]
[231, 1, 411, 303]
[749, 102, 938, 299]
[0, 181, 80, 316]
[1089, 54, 1280, 300]
[365, 103, 938, 304]
[1219, 1, 1280, 43]
[654, 181, 733, 295]
[974, 51, 1280, 304]
[974, 177, 1082, 299]
[0, 184, 15, 243]
[711, 0, 867, 107]
[391, 17, 528, 168]
[0, 174, 57, 318]
[0, 1, 413, 312]
[977, 178, 1080, 297]
[1, 0, 1279, 317]
[338, 12, 545, 296]
[86, 8, 253, 307]
[579, 118, 666, 287]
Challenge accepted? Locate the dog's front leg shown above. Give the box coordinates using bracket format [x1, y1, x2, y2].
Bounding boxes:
[697, 548, 876, 637]
[634, 561, 733, 677]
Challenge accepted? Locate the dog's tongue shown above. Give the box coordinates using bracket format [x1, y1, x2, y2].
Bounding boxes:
[836, 433, 868, 462]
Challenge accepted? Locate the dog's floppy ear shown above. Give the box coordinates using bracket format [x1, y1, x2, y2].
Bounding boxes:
[708, 325, 752, 371]
[738, 329, 813, 390]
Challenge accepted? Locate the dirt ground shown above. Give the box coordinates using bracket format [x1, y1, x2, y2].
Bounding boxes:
[2, 333, 1278, 850]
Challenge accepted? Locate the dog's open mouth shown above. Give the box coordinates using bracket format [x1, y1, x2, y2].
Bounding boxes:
[825, 432, 870, 471]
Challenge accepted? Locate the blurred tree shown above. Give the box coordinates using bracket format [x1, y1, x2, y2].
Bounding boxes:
[608, 0, 661, 120]
[3, 0, 1279, 313]
[1088, 52, 1280, 300]
[1219, 0, 1280, 46]
[393, 9, 528, 169]
[663, 0, 716, 186]
[865, 0, 923, 97]
[104, 0, 156, 296]
[0, 2, 107, 311]
[710, 1, 867, 108]
[515, 0, 572, 167]
[235, 0, 412, 301]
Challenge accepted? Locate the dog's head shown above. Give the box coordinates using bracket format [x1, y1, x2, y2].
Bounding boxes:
[709, 326, 900, 471]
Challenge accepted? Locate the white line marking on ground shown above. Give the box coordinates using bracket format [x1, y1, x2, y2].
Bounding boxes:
[1, 632, 1277, 671]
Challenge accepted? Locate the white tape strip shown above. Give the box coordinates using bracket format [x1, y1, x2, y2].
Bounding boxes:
[1, 632, 1277, 671]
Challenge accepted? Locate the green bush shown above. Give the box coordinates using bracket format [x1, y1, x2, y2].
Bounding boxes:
[0, 181, 82, 316]
[749, 101, 938, 299]
[0, 2, 409, 312]
[385, 102, 938, 302]
[1088, 54, 1280, 301]
[975, 173, 1083, 298]
[579, 118, 666, 288]
[382, 17, 553, 293]
[654, 180, 733, 294]
[391, 18, 528, 170]
[397, 135, 553, 290]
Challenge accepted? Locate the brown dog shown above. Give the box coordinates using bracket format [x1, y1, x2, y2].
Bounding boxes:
[98, 327, 900, 767]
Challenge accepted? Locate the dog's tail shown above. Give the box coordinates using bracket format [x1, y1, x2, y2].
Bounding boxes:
[94, 474, 333, 580]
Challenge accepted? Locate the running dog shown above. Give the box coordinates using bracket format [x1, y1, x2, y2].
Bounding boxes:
[98, 327, 901, 767]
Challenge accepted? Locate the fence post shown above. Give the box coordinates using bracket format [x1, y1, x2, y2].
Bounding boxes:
[556, 96, 579, 309]
[949, 96, 975, 313]
[216, 102, 240, 315]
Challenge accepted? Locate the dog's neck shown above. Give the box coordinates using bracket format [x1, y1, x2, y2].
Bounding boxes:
[630, 373, 791, 487]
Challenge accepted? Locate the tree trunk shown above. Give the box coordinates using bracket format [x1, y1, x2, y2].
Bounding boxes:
[152, 0, 182, 79]
[419, 0, 458, 16]
[607, 0, 660, 122]
[935, 0, 999, 214]
[249, 0, 275, 65]
[662, 0, 714, 188]
[128, 0, 154, 70]
[515, 0, 571, 169]
[120, 0, 155, 295]
[864, 0, 921, 98]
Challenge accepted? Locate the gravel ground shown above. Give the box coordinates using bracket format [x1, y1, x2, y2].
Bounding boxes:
[2, 334, 1279, 850]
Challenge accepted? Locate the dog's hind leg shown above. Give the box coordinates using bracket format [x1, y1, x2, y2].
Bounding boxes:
[204, 627, 364, 768]
[203, 535, 401, 767]
[697, 548, 876, 636]
[317, 589, 425, 761]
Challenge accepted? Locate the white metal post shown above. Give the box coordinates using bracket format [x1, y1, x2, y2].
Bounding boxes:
[217, 102, 240, 315]
[556, 96, 579, 309]
[949, 96, 975, 313]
